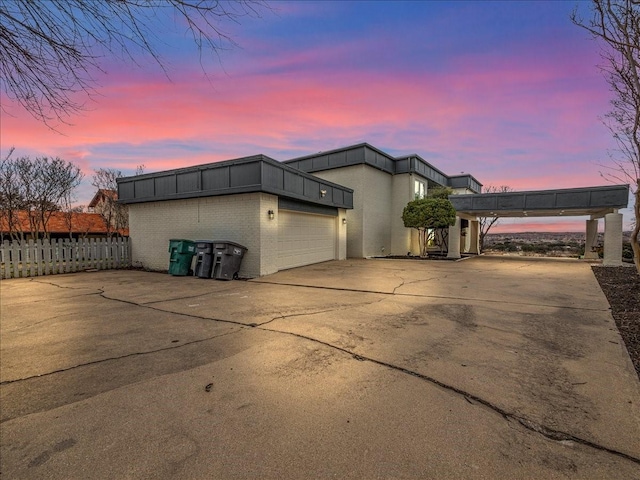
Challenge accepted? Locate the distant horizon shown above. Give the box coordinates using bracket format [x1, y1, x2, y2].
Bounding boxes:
[487, 229, 629, 235]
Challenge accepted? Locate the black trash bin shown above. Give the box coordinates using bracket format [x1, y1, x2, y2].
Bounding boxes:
[211, 241, 247, 280]
[193, 240, 215, 278]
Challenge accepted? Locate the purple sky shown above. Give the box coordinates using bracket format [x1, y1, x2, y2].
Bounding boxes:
[1, 1, 633, 232]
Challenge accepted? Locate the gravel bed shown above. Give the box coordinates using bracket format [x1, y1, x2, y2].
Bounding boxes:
[592, 265, 640, 379]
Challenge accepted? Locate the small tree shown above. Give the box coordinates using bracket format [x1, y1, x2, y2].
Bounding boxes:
[402, 187, 457, 257]
[478, 185, 513, 252]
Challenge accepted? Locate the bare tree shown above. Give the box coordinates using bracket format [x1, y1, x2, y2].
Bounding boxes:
[0, 147, 23, 242]
[0, 0, 269, 126]
[91, 167, 143, 237]
[0, 152, 84, 242]
[573, 0, 640, 271]
[478, 185, 513, 252]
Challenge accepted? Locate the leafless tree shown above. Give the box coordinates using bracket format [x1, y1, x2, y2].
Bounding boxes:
[91, 167, 143, 237]
[478, 185, 513, 252]
[573, 0, 640, 272]
[0, 0, 269, 126]
[0, 152, 84, 242]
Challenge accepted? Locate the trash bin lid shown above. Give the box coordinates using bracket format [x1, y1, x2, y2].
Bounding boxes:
[211, 240, 247, 250]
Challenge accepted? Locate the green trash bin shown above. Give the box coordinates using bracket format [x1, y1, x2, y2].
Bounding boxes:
[168, 239, 196, 276]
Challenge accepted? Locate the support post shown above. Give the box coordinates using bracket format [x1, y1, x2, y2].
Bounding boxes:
[584, 219, 599, 260]
[447, 217, 461, 259]
[603, 212, 623, 266]
[468, 220, 480, 254]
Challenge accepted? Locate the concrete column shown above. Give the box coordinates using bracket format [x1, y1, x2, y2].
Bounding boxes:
[468, 220, 480, 254]
[463, 226, 471, 253]
[584, 219, 599, 260]
[447, 217, 461, 259]
[603, 213, 623, 266]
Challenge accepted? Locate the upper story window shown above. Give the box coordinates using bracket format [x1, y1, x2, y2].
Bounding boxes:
[414, 180, 426, 199]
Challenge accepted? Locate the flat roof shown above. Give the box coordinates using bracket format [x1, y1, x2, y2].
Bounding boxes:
[117, 155, 354, 210]
[285, 143, 482, 193]
[449, 184, 629, 218]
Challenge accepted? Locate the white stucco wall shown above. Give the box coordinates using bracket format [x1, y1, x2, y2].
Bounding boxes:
[128, 193, 277, 278]
[312, 165, 393, 258]
[311, 165, 366, 257]
[391, 173, 415, 255]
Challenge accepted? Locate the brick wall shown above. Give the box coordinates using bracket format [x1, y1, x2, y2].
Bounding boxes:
[128, 193, 275, 277]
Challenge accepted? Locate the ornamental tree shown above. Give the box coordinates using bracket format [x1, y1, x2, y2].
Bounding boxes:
[402, 188, 456, 257]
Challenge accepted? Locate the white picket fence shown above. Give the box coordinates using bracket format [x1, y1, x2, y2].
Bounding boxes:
[0, 237, 131, 279]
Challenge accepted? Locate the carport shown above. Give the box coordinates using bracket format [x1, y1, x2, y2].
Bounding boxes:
[449, 184, 630, 265]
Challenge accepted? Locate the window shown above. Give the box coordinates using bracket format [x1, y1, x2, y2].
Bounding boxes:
[414, 180, 426, 199]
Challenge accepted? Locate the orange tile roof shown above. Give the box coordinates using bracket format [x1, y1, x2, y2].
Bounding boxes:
[0, 211, 129, 236]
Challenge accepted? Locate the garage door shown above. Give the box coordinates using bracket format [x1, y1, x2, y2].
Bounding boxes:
[277, 210, 337, 270]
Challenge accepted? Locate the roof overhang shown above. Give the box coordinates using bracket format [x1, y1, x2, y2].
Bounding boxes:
[117, 155, 354, 210]
[449, 184, 629, 218]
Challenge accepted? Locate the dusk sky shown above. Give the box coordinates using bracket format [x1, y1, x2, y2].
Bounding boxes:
[1, 1, 633, 232]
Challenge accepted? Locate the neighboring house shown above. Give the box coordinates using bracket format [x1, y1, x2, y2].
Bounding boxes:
[117, 143, 483, 277]
[0, 211, 129, 241]
[88, 189, 128, 233]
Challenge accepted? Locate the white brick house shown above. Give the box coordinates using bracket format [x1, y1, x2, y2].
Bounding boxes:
[284, 143, 482, 258]
[117, 144, 487, 277]
[118, 155, 352, 277]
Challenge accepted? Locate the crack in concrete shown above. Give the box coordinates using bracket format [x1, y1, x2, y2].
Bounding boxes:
[0, 330, 241, 387]
[251, 280, 610, 312]
[140, 290, 243, 306]
[257, 326, 640, 466]
[256, 297, 388, 327]
[96, 291, 254, 328]
[3, 313, 71, 333]
[28, 278, 88, 290]
[9, 276, 633, 466]
[391, 274, 449, 294]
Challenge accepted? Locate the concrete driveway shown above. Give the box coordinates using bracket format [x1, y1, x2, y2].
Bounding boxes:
[1, 256, 639, 479]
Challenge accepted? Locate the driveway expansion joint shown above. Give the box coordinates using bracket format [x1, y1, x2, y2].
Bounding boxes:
[258, 325, 640, 466]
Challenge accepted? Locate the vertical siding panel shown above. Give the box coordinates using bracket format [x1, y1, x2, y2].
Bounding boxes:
[69, 238, 77, 273]
[95, 238, 102, 270]
[78, 238, 86, 271]
[27, 239, 35, 277]
[43, 239, 52, 275]
[2, 240, 10, 279]
[36, 239, 43, 276]
[114, 237, 121, 268]
[13, 241, 22, 278]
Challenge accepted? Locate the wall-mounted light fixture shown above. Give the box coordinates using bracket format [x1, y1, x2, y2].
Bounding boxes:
[342, 218, 347, 225]
[320, 189, 327, 197]
[268, 209, 275, 220]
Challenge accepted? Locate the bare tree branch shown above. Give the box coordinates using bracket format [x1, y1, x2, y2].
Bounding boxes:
[0, 0, 270, 127]
[573, 0, 640, 271]
[478, 185, 513, 252]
